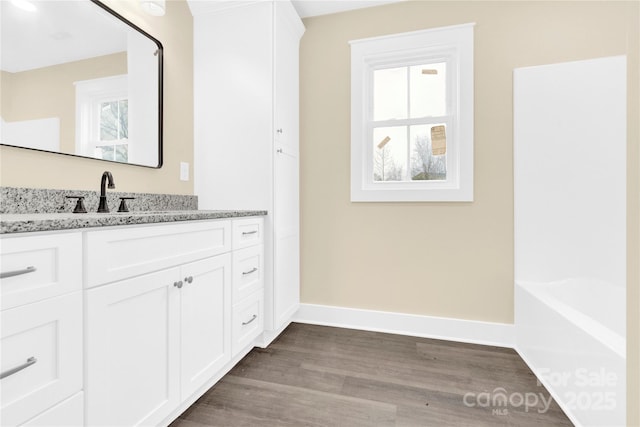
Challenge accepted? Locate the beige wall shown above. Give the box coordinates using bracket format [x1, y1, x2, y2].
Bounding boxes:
[2, 53, 127, 154]
[299, 1, 638, 423]
[0, 0, 193, 194]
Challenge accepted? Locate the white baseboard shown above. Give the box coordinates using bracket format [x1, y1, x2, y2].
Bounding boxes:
[293, 303, 514, 348]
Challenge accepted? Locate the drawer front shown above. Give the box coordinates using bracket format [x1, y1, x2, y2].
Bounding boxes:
[232, 290, 264, 356]
[232, 218, 264, 250]
[85, 220, 231, 288]
[232, 245, 264, 303]
[1, 292, 82, 427]
[21, 392, 83, 427]
[0, 233, 82, 310]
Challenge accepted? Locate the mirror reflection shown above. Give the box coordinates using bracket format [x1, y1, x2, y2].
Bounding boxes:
[0, 0, 163, 167]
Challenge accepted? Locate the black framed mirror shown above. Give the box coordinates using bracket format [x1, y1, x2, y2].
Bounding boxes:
[0, 0, 163, 168]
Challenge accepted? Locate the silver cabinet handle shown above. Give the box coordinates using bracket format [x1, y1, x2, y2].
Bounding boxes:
[242, 267, 258, 276]
[242, 314, 257, 326]
[276, 128, 283, 134]
[184, 276, 193, 284]
[242, 230, 258, 235]
[276, 148, 283, 153]
[0, 266, 37, 279]
[174, 281, 183, 289]
[1, 357, 37, 380]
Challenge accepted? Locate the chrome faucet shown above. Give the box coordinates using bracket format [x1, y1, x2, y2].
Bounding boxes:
[97, 171, 115, 213]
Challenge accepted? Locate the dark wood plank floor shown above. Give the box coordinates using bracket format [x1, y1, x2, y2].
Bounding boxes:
[170, 323, 573, 426]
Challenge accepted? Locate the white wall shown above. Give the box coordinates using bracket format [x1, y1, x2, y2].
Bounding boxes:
[514, 56, 627, 289]
[127, 30, 159, 166]
[1, 117, 60, 152]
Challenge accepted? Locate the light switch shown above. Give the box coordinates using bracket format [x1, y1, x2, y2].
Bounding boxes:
[180, 162, 189, 181]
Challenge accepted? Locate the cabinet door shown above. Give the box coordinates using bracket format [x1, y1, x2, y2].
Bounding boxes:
[273, 0, 302, 331]
[0, 232, 82, 310]
[1, 293, 82, 427]
[21, 392, 83, 427]
[273, 1, 302, 157]
[180, 254, 231, 398]
[85, 268, 180, 427]
[274, 149, 300, 330]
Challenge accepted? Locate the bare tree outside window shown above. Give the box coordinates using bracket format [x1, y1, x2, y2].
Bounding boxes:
[411, 134, 446, 180]
[96, 99, 129, 163]
[374, 145, 403, 181]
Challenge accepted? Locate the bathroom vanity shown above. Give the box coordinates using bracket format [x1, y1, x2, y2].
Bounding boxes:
[0, 209, 269, 426]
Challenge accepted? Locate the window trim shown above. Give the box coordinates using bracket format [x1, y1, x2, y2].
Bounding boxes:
[350, 23, 475, 202]
[75, 75, 129, 160]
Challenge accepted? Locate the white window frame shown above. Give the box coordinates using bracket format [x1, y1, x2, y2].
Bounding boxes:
[75, 75, 129, 160]
[350, 23, 474, 202]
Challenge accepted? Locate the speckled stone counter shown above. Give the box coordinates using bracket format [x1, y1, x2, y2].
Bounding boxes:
[0, 210, 267, 234]
[0, 187, 266, 234]
[0, 186, 198, 214]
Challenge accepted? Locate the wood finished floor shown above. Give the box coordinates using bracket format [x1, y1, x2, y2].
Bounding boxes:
[170, 323, 573, 427]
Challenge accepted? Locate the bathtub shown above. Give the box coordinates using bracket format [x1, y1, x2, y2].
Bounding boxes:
[515, 279, 626, 427]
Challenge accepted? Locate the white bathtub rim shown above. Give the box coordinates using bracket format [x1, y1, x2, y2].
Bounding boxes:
[515, 281, 625, 359]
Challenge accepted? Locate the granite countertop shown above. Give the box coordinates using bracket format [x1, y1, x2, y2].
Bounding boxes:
[0, 210, 268, 234]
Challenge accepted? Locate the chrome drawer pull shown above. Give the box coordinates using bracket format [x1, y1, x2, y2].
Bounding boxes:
[242, 267, 258, 276]
[1, 357, 37, 380]
[242, 230, 258, 235]
[242, 314, 257, 326]
[0, 266, 37, 279]
[174, 281, 183, 289]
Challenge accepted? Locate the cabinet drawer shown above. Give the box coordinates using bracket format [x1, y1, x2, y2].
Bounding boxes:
[85, 220, 231, 288]
[21, 392, 83, 427]
[232, 290, 264, 355]
[0, 232, 82, 310]
[1, 292, 82, 427]
[232, 218, 264, 250]
[232, 245, 264, 303]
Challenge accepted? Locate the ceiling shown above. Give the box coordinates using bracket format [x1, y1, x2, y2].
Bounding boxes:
[0, 1, 127, 73]
[290, 0, 405, 18]
[187, 0, 406, 19]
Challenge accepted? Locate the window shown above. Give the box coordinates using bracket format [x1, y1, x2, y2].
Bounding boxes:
[96, 98, 129, 162]
[75, 75, 129, 163]
[350, 24, 474, 202]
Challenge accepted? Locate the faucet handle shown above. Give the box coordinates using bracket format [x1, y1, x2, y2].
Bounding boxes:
[65, 196, 87, 214]
[118, 197, 135, 213]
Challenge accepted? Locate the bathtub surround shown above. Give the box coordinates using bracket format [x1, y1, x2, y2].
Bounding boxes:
[516, 281, 626, 427]
[514, 56, 627, 426]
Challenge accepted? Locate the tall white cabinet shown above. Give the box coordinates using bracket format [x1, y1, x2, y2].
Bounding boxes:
[192, 0, 304, 338]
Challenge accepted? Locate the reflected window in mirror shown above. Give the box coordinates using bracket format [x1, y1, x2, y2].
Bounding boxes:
[75, 75, 129, 163]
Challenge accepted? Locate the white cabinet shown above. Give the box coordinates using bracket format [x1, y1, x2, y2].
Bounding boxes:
[1, 216, 264, 426]
[1, 292, 83, 427]
[85, 222, 233, 426]
[85, 267, 181, 426]
[21, 393, 84, 427]
[232, 290, 264, 355]
[180, 255, 231, 398]
[0, 232, 82, 310]
[193, 0, 304, 336]
[231, 218, 265, 356]
[84, 220, 230, 288]
[0, 231, 83, 427]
